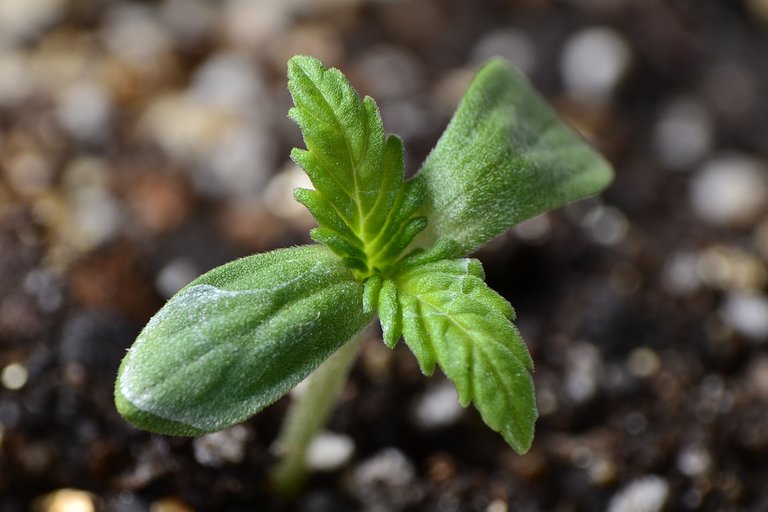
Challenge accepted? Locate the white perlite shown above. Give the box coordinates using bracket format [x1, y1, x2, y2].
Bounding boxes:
[690, 155, 768, 226]
[561, 27, 631, 102]
[411, 381, 463, 429]
[607, 475, 669, 512]
[720, 292, 768, 342]
[192, 425, 249, 467]
[304, 431, 355, 471]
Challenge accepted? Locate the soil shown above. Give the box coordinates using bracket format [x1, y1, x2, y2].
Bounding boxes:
[2, 1, 768, 511]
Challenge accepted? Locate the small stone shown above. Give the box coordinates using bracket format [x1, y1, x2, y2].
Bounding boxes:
[690, 155, 768, 227]
[653, 97, 713, 170]
[222, 0, 290, 50]
[5, 150, 54, 197]
[561, 27, 631, 102]
[35, 489, 95, 512]
[582, 205, 628, 246]
[747, 0, 768, 24]
[626, 347, 661, 378]
[189, 53, 267, 112]
[487, 499, 508, 512]
[0, 0, 66, 45]
[149, 497, 194, 512]
[514, 214, 551, 243]
[304, 431, 355, 471]
[1, 363, 27, 390]
[262, 163, 314, 222]
[607, 476, 669, 512]
[564, 342, 602, 403]
[350, 448, 416, 496]
[697, 245, 767, 292]
[192, 425, 249, 467]
[56, 82, 112, 142]
[720, 292, 768, 342]
[746, 356, 768, 400]
[411, 381, 463, 429]
[159, 0, 216, 45]
[354, 46, 424, 99]
[0, 51, 35, 105]
[676, 445, 711, 477]
[155, 259, 199, 299]
[662, 251, 701, 295]
[102, 5, 172, 64]
[471, 28, 536, 75]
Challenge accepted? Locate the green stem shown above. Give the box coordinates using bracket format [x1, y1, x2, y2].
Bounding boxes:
[270, 329, 367, 496]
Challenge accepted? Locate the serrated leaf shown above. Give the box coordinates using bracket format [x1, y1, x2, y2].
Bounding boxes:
[395, 258, 537, 453]
[287, 56, 425, 277]
[115, 245, 372, 436]
[413, 58, 614, 256]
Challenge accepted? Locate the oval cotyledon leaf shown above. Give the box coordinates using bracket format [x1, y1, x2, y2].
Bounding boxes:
[115, 245, 372, 435]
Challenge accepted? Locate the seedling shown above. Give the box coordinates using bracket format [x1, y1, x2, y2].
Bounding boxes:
[115, 56, 612, 492]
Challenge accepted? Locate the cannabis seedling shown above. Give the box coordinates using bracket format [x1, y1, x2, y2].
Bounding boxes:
[115, 56, 612, 491]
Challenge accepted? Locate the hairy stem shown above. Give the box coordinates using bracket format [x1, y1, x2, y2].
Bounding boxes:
[270, 329, 368, 496]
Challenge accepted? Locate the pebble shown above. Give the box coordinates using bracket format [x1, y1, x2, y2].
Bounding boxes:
[1, 363, 27, 390]
[262, 163, 314, 222]
[304, 431, 355, 471]
[582, 205, 628, 246]
[720, 292, 768, 342]
[0, 0, 66, 46]
[55, 81, 113, 142]
[149, 497, 194, 512]
[155, 258, 199, 299]
[5, 150, 54, 197]
[697, 245, 767, 292]
[662, 250, 701, 295]
[745, 356, 768, 399]
[690, 155, 768, 227]
[102, 5, 172, 65]
[564, 342, 602, 403]
[626, 347, 661, 378]
[0, 50, 35, 105]
[653, 97, 713, 170]
[607, 475, 669, 512]
[192, 425, 249, 467]
[514, 214, 551, 243]
[349, 448, 418, 508]
[354, 46, 424, 99]
[747, 0, 768, 24]
[189, 53, 267, 112]
[222, 0, 291, 50]
[35, 489, 95, 512]
[676, 444, 711, 477]
[411, 381, 463, 429]
[561, 27, 631, 102]
[471, 28, 536, 75]
[159, 0, 216, 45]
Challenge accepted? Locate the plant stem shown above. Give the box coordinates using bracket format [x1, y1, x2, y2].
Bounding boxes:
[270, 329, 367, 496]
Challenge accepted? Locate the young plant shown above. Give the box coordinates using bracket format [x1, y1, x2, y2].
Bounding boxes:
[115, 56, 612, 489]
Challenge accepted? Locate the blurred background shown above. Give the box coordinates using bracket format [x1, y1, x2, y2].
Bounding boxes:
[1, 0, 768, 510]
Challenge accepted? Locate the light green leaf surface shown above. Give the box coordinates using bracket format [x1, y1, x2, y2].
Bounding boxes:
[414, 58, 614, 256]
[395, 258, 537, 454]
[115, 245, 371, 435]
[288, 56, 425, 277]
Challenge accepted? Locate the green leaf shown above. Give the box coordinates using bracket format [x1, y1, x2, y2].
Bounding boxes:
[288, 55, 425, 277]
[115, 245, 372, 436]
[413, 58, 614, 256]
[395, 258, 537, 453]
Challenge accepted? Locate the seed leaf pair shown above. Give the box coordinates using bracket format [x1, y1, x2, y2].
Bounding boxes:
[115, 55, 613, 454]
